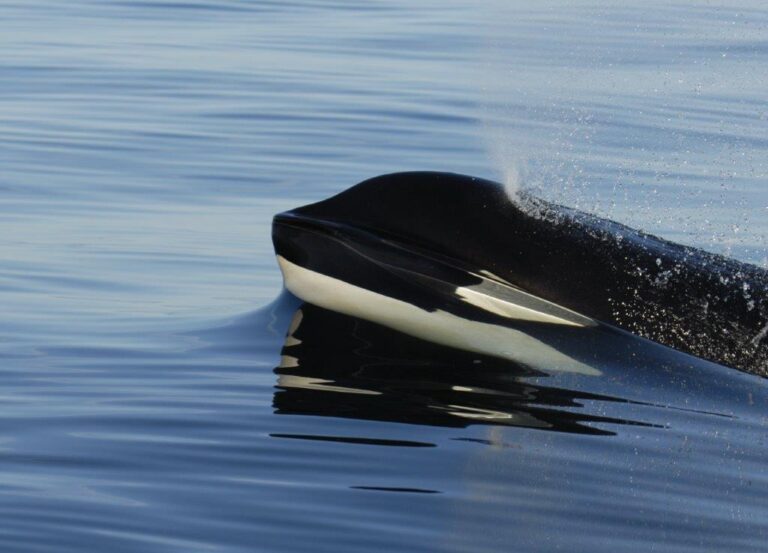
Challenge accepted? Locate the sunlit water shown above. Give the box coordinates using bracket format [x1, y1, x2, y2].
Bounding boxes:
[1, 1, 767, 551]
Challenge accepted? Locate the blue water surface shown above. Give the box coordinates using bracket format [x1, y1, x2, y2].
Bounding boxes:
[1, 1, 768, 551]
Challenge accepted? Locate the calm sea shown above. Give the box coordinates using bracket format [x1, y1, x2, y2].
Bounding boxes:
[1, 1, 767, 551]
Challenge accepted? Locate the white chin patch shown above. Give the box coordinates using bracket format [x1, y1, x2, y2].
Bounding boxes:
[455, 282, 595, 328]
[276, 255, 600, 376]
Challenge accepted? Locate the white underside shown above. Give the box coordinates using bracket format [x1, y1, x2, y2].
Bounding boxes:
[277, 256, 600, 376]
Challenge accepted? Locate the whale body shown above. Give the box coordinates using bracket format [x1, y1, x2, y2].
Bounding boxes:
[272, 172, 768, 376]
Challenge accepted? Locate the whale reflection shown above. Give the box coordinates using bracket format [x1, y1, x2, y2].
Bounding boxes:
[272, 303, 656, 436]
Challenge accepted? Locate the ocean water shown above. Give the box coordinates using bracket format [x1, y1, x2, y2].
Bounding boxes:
[1, 1, 767, 552]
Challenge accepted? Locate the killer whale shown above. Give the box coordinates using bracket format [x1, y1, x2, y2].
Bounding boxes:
[272, 171, 768, 376]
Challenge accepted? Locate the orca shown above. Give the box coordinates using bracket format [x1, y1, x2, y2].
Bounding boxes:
[272, 172, 768, 376]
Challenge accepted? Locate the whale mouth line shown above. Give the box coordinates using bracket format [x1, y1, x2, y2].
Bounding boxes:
[273, 211, 473, 276]
[273, 212, 597, 330]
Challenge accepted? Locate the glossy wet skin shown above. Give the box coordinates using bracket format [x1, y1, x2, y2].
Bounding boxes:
[273, 172, 768, 375]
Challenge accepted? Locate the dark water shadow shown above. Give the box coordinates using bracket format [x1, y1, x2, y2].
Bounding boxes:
[272, 303, 661, 436]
